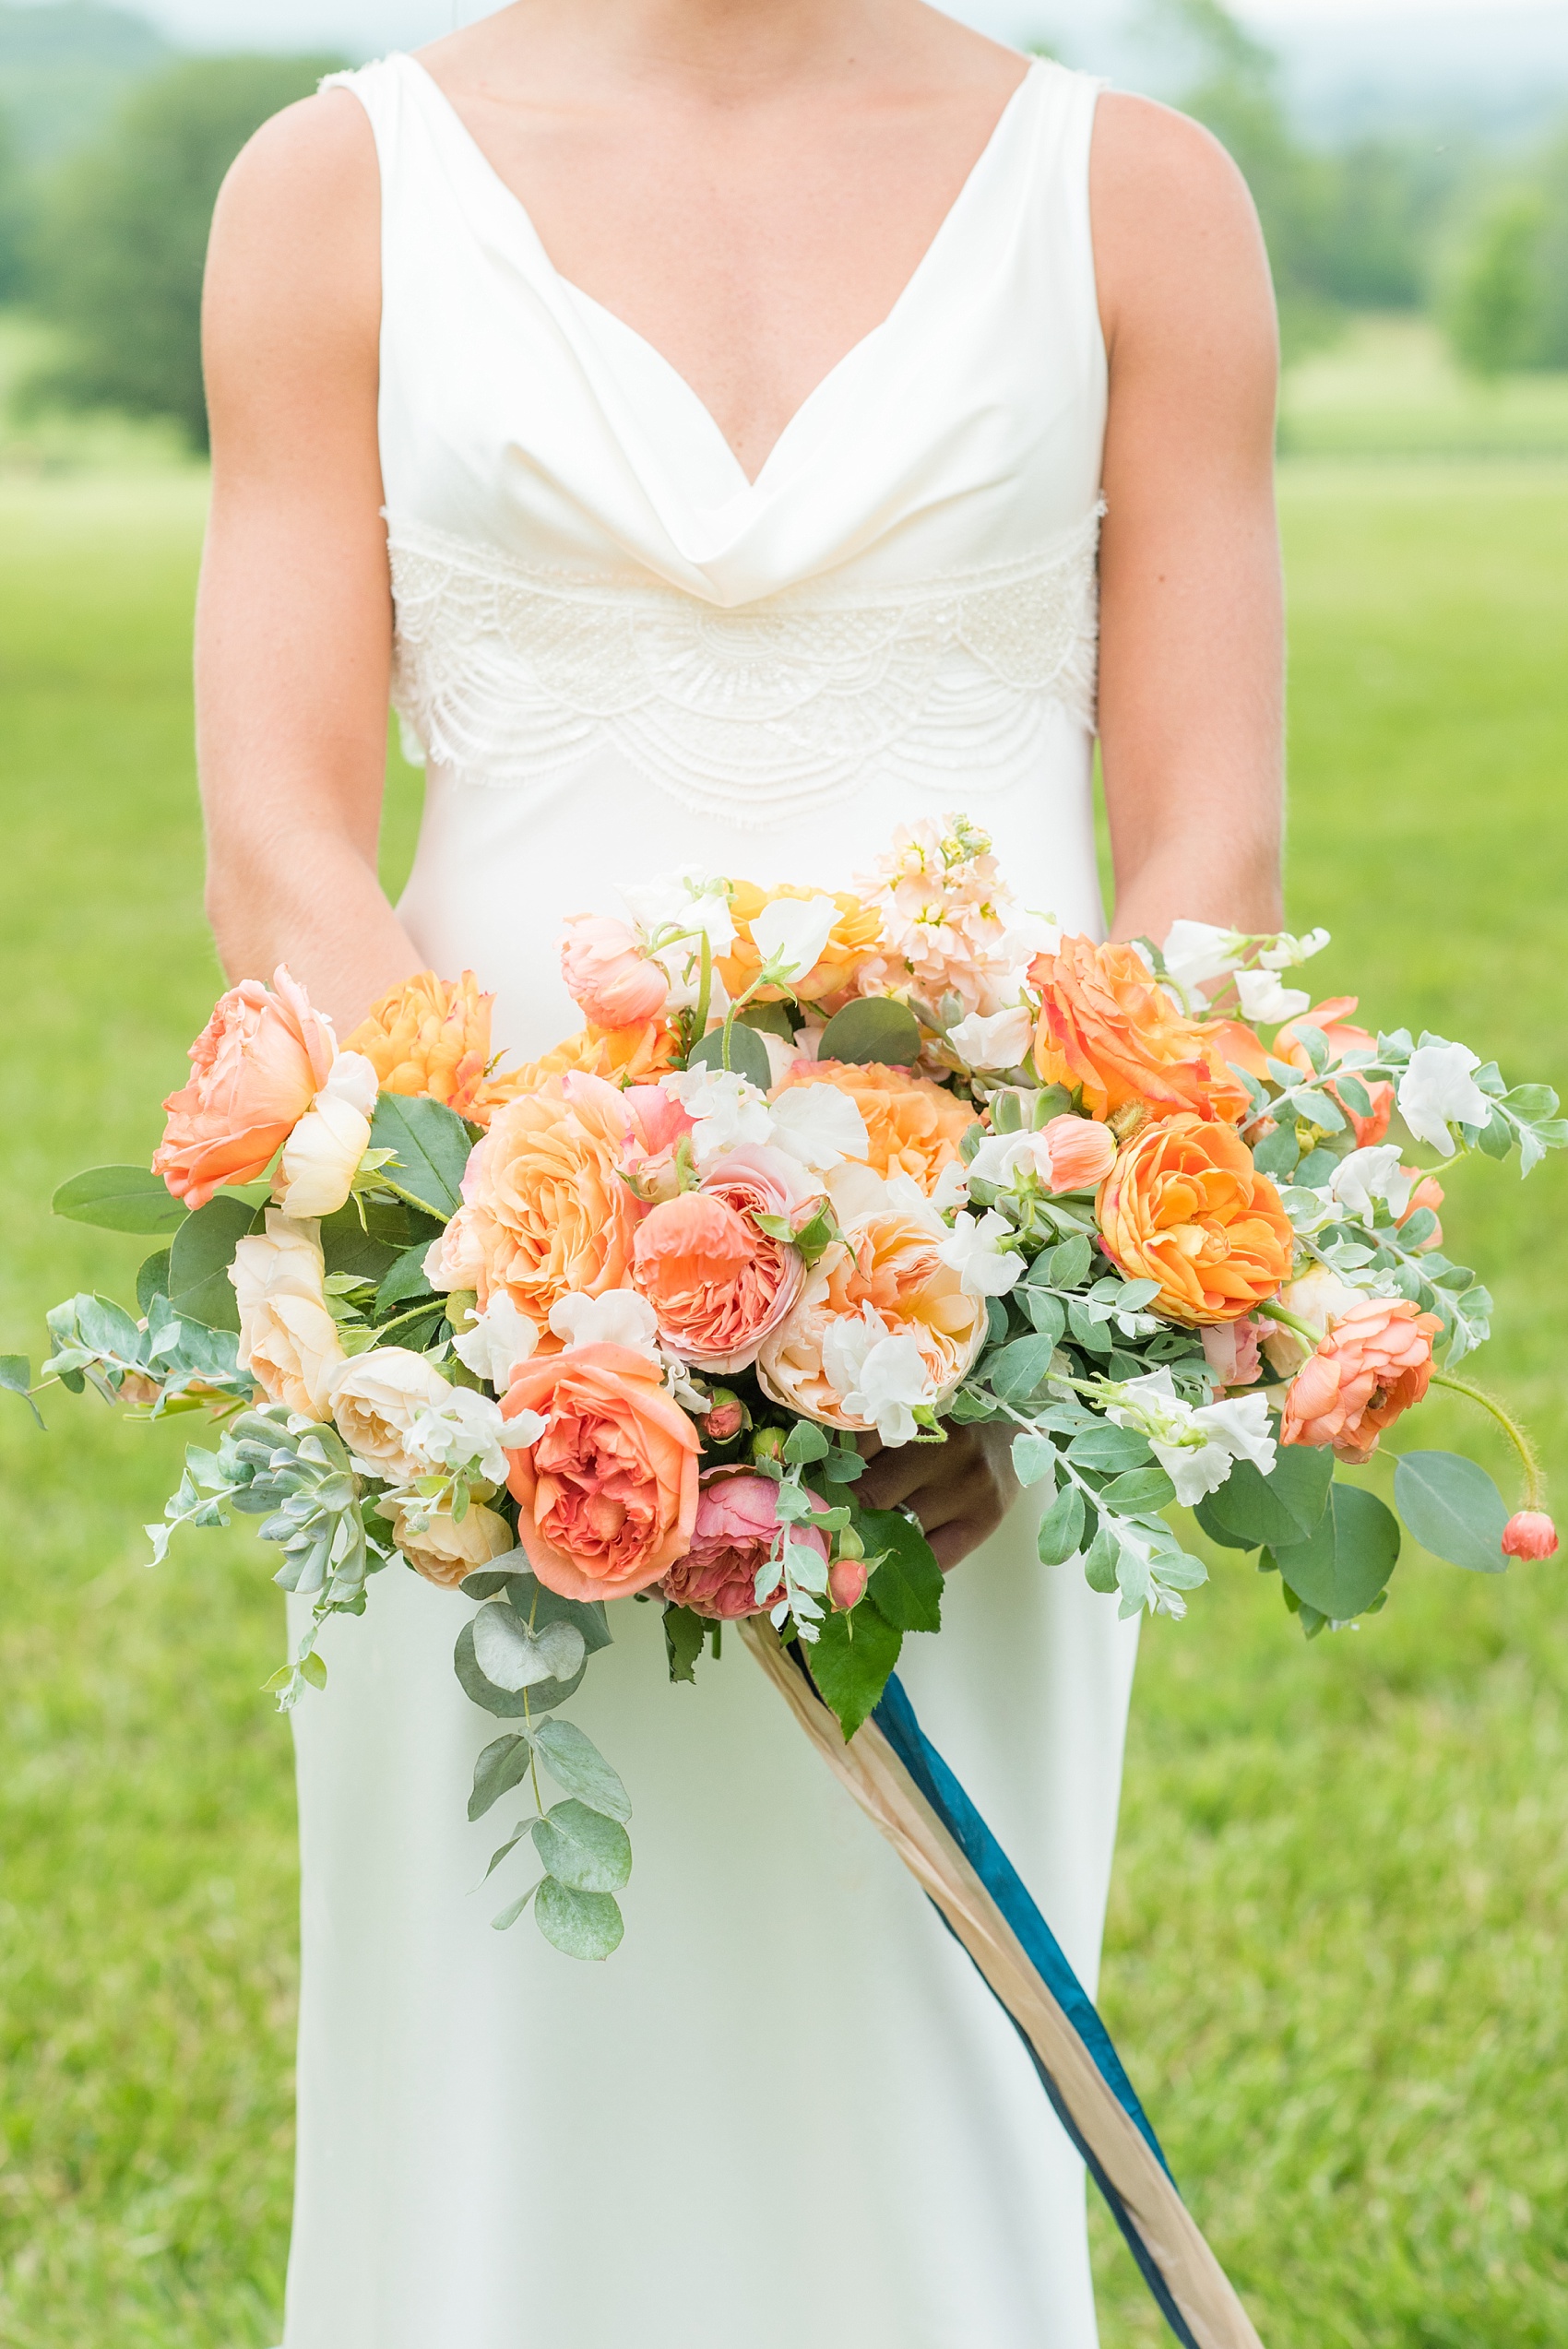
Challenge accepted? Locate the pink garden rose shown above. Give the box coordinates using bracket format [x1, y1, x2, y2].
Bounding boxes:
[559, 915, 670, 1030]
[630, 1145, 821, 1372]
[659, 1467, 828, 1620]
[153, 966, 336, 1210]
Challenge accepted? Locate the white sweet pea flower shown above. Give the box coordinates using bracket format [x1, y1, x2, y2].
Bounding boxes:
[1107, 1368, 1277, 1507]
[930, 1157, 970, 1214]
[767, 1083, 869, 1172]
[620, 868, 736, 955]
[406, 1384, 540, 1484]
[549, 1289, 661, 1356]
[1161, 920, 1243, 992]
[1398, 1039, 1490, 1154]
[947, 1006, 1034, 1072]
[1256, 927, 1331, 970]
[668, 1066, 772, 1163]
[936, 1208, 1026, 1299]
[272, 1091, 373, 1218]
[1233, 968, 1312, 1026]
[1329, 1145, 1415, 1224]
[750, 895, 839, 983]
[821, 1305, 937, 1446]
[318, 1049, 379, 1120]
[966, 1130, 1047, 1189]
[452, 1293, 541, 1390]
[759, 1028, 803, 1088]
[658, 954, 731, 1021]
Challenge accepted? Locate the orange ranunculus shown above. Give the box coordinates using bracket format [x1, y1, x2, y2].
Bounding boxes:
[154, 966, 337, 1210]
[481, 1020, 680, 1112]
[631, 1145, 818, 1372]
[347, 969, 494, 1122]
[1097, 1112, 1294, 1325]
[1030, 936, 1253, 1124]
[503, 1343, 701, 1601]
[769, 1060, 974, 1192]
[716, 883, 882, 1005]
[1280, 1296, 1443, 1465]
[438, 1073, 643, 1328]
[1274, 996, 1394, 1147]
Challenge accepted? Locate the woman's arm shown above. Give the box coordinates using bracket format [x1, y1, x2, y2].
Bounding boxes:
[1092, 93, 1285, 946]
[198, 90, 425, 1037]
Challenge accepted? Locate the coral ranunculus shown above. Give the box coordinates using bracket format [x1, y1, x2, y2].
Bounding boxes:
[717, 882, 882, 1004]
[482, 1020, 681, 1111]
[1280, 1295, 1443, 1464]
[659, 1466, 825, 1619]
[770, 1060, 974, 1192]
[558, 915, 671, 1030]
[631, 1145, 817, 1371]
[1097, 1113, 1294, 1325]
[502, 1343, 701, 1601]
[346, 969, 495, 1122]
[1030, 936, 1253, 1123]
[154, 966, 337, 1209]
[1274, 996, 1395, 1147]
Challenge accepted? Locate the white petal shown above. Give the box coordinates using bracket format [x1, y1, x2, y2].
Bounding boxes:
[319, 1049, 380, 1120]
[768, 1084, 870, 1171]
[751, 896, 839, 982]
[1397, 1041, 1489, 1155]
[1233, 969, 1312, 1026]
[548, 1288, 660, 1354]
[947, 1006, 1033, 1071]
[1161, 920, 1241, 991]
[1330, 1145, 1413, 1222]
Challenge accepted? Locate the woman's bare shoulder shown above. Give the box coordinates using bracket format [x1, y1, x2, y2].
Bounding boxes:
[207, 88, 379, 339]
[1089, 91, 1275, 355]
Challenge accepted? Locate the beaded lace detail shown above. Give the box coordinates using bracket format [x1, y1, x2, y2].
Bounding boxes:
[387, 509, 1102, 828]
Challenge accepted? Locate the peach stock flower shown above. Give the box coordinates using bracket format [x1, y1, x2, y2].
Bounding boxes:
[1030, 936, 1253, 1124]
[770, 1060, 973, 1192]
[502, 1343, 701, 1601]
[558, 915, 671, 1030]
[154, 966, 336, 1209]
[631, 1145, 818, 1371]
[346, 970, 495, 1123]
[1280, 1295, 1443, 1464]
[717, 883, 882, 1004]
[1097, 1113, 1294, 1325]
[1274, 996, 1394, 1147]
[659, 1467, 826, 1620]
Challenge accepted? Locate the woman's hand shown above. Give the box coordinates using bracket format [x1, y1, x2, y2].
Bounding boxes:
[857, 1424, 1019, 1572]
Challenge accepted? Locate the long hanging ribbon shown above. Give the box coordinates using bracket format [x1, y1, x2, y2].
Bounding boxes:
[741, 1622, 1264, 2349]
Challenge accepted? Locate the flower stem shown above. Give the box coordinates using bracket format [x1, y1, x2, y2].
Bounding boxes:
[1428, 1371, 1544, 1508]
[1263, 1303, 1322, 1347]
[693, 931, 712, 1045]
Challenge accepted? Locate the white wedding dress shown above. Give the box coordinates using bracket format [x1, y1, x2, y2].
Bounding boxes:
[286, 52, 1139, 2349]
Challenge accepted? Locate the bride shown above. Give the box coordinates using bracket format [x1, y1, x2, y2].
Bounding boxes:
[197, 3, 1282, 2343]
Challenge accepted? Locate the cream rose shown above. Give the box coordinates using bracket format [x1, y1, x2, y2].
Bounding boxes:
[328, 1347, 457, 1483]
[229, 1210, 346, 1419]
[272, 1089, 373, 1218]
[390, 1500, 516, 1590]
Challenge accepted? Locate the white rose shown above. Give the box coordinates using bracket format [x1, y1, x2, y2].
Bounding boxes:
[1397, 1040, 1490, 1155]
[328, 1347, 457, 1484]
[229, 1211, 345, 1420]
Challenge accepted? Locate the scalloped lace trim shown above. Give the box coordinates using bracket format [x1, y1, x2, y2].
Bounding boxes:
[387, 511, 1102, 828]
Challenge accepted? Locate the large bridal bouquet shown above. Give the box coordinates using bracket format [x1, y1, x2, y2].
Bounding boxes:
[8, 817, 1562, 1961]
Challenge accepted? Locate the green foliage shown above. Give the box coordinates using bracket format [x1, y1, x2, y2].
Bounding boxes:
[0, 1, 172, 168]
[815, 994, 922, 1067]
[1447, 191, 1553, 376]
[53, 1159, 187, 1234]
[25, 53, 345, 449]
[808, 1599, 904, 1741]
[1394, 1450, 1510, 1573]
[365, 1091, 477, 1220]
[685, 1017, 772, 1090]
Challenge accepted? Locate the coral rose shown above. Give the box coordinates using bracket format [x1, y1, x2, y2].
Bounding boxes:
[229, 1211, 346, 1419]
[391, 1500, 516, 1590]
[154, 966, 337, 1210]
[559, 915, 671, 1030]
[1280, 1295, 1443, 1464]
[1097, 1112, 1294, 1325]
[1274, 997, 1394, 1147]
[770, 1060, 973, 1192]
[659, 1467, 828, 1620]
[631, 1145, 818, 1371]
[717, 883, 882, 1004]
[1030, 936, 1252, 1123]
[346, 969, 495, 1123]
[502, 1343, 701, 1601]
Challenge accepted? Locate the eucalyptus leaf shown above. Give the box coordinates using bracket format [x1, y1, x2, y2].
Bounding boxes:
[0, 1356, 43, 1430]
[1251, 1123, 1301, 1180]
[469, 1734, 534, 1822]
[1048, 1236, 1094, 1289]
[1023, 1290, 1067, 1345]
[1206, 1446, 1333, 1550]
[531, 1717, 632, 1822]
[1394, 1450, 1509, 1574]
[534, 1877, 624, 1961]
[472, 1604, 586, 1691]
[685, 1022, 773, 1091]
[137, 1249, 172, 1315]
[986, 1333, 1059, 1406]
[816, 996, 922, 1068]
[532, 1799, 633, 1893]
[53, 1164, 187, 1236]
[502, 1572, 613, 1654]
[1270, 1483, 1401, 1620]
[454, 1619, 587, 1718]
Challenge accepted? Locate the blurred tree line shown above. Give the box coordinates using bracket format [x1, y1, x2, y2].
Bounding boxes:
[0, 0, 1566, 452]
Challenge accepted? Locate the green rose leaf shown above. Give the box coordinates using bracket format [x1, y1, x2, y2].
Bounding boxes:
[53, 1164, 188, 1236]
[662, 1602, 707, 1685]
[1206, 1445, 1334, 1551]
[1394, 1450, 1510, 1574]
[468, 1733, 533, 1822]
[534, 1877, 625, 1961]
[1269, 1482, 1401, 1620]
[168, 1193, 257, 1332]
[862, 1508, 944, 1633]
[1036, 1481, 1087, 1567]
[532, 1799, 633, 1893]
[531, 1716, 632, 1822]
[685, 1022, 774, 1092]
[809, 1600, 903, 1741]
[375, 1242, 437, 1318]
[367, 1093, 478, 1221]
[816, 996, 922, 1068]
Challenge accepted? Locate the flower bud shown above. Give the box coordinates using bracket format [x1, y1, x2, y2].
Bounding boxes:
[828, 1556, 869, 1612]
[699, 1390, 750, 1446]
[749, 1425, 786, 1465]
[1502, 1510, 1559, 1560]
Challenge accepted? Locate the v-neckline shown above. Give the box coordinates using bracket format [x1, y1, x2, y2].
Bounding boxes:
[398, 52, 1039, 492]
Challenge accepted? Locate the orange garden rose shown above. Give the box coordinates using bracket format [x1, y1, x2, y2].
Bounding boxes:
[1274, 996, 1394, 1148]
[1280, 1295, 1443, 1464]
[347, 969, 495, 1122]
[1097, 1112, 1294, 1325]
[716, 882, 882, 1004]
[502, 1343, 701, 1601]
[1031, 936, 1253, 1123]
[770, 1060, 974, 1192]
[482, 1020, 681, 1110]
[630, 1145, 818, 1371]
[758, 1204, 985, 1429]
[154, 966, 336, 1210]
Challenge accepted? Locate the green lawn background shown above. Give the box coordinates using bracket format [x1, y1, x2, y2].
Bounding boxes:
[0, 456, 1564, 2345]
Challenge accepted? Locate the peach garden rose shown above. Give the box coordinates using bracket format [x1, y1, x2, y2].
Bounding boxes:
[770, 1059, 974, 1193]
[1031, 935, 1253, 1125]
[346, 969, 496, 1124]
[155, 965, 337, 1210]
[630, 1145, 819, 1371]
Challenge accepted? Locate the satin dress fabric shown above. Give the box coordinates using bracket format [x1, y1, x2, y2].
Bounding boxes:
[285, 52, 1139, 2349]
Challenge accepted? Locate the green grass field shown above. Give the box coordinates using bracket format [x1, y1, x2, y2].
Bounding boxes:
[0, 459, 1565, 2348]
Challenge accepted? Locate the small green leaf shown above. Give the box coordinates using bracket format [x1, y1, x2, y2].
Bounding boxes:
[685, 1022, 773, 1092]
[53, 1164, 188, 1236]
[454, 1619, 586, 1718]
[1010, 1430, 1060, 1489]
[1083, 1524, 1121, 1593]
[502, 1573, 613, 1655]
[367, 1093, 477, 1219]
[1251, 1124, 1301, 1180]
[492, 1882, 540, 1931]
[986, 1333, 1059, 1406]
[532, 1799, 633, 1893]
[1066, 1425, 1154, 1474]
[531, 1717, 632, 1822]
[862, 1509, 944, 1633]
[1206, 1446, 1334, 1550]
[1394, 1451, 1509, 1574]
[1048, 1236, 1094, 1289]
[167, 1194, 256, 1332]
[783, 1420, 830, 1465]
[0, 1357, 44, 1430]
[1037, 1481, 1087, 1567]
[1271, 1483, 1401, 1620]
[137, 1249, 172, 1315]
[300, 1649, 328, 1691]
[469, 1734, 533, 1822]
[808, 1600, 903, 1740]
[1193, 1494, 1260, 1552]
[816, 997, 922, 1068]
[1023, 1290, 1067, 1346]
[534, 1877, 624, 1961]
[662, 1603, 707, 1684]
[1099, 1465, 1178, 1513]
[375, 1243, 437, 1318]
